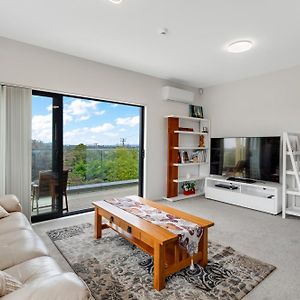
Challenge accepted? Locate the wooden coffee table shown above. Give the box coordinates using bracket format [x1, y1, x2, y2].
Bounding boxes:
[93, 196, 214, 291]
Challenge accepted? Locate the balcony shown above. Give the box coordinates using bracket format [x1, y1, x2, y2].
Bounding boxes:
[32, 146, 140, 216]
[31, 180, 138, 215]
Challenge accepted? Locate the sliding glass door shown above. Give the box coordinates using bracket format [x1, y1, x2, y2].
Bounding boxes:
[62, 96, 144, 213]
[31, 92, 63, 222]
[31, 91, 144, 222]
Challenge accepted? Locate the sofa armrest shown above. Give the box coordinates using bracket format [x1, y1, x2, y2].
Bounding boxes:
[2, 273, 91, 300]
[0, 195, 22, 212]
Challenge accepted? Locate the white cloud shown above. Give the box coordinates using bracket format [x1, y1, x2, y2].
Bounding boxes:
[104, 132, 119, 137]
[63, 122, 116, 145]
[44, 100, 105, 125]
[115, 116, 139, 127]
[94, 110, 105, 116]
[65, 99, 97, 116]
[79, 115, 90, 121]
[64, 99, 100, 122]
[63, 113, 73, 124]
[63, 128, 83, 140]
[90, 123, 114, 133]
[111, 104, 118, 108]
[32, 114, 52, 142]
[32, 99, 139, 145]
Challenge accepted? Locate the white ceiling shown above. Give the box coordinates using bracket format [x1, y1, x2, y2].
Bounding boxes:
[1, 0, 300, 88]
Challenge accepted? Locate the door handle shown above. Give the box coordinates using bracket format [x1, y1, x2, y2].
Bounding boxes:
[127, 226, 132, 233]
[109, 216, 114, 223]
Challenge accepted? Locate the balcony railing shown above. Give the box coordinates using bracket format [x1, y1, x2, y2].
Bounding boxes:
[32, 146, 139, 185]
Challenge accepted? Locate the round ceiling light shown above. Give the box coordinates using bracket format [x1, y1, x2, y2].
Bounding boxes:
[227, 40, 253, 53]
[109, 0, 122, 4]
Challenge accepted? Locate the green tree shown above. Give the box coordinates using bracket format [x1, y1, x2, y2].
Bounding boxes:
[86, 159, 107, 182]
[72, 144, 87, 181]
[63, 145, 139, 185]
[104, 148, 138, 182]
[73, 160, 87, 181]
[73, 143, 87, 164]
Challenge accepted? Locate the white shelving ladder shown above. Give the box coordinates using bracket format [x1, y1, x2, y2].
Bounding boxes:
[282, 132, 300, 218]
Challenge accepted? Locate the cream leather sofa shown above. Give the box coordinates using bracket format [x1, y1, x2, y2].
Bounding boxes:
[0, 195, 91, 300]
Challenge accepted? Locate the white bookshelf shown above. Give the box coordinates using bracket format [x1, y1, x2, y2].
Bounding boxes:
[173, 146, 208, 150]
[173, 162, 206, 167]
[165, 115, 209, 122]
[163, 192, 202, 202]
[173, 176, 205, 183]
[174, 130, 208, 135]
[282, 132, 300, 218]
[164, 115, 210, 202]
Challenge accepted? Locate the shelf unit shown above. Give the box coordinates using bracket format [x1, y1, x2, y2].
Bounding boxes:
[205, 176, 282, 214]
[164, 115, 210, 202]
[282, 132, 300, 218]
[173, 147, 208, 150]
[173, 162, 207, 167]
[164, 192, 202, 202]
[173, 176, 205, 183]
[174, 130, 208, 135]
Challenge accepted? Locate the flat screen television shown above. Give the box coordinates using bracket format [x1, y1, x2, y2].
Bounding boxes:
[210, 137, 280, 183]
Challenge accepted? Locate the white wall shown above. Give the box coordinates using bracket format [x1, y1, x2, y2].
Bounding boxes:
[200, 65, 300, 207]
[200, 65, 300, 138]
[0, 37, 201, 200]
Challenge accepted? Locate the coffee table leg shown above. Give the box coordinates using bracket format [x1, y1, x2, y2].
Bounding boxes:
[199, 228, 208, 266]
[154, 242, 165, 291]
[94, 207, 102, 239]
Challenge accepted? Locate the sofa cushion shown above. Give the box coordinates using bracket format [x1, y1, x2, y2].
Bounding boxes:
[0, 195, 22, 213]
[0, 273, 91, 300]
[4, 257, 91, 300]
[0, 270, 23, 297]
[5, 256, 62, 285]
[0, 206, 9, 219]
[0, 229, 49, 270]
[0, 212, 31, 235]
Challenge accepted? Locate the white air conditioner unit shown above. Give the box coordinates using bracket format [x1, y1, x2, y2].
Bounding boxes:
[162, 86, 194, 104]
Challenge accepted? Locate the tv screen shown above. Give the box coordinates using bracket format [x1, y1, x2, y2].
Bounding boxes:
[210, 137, 280, 183]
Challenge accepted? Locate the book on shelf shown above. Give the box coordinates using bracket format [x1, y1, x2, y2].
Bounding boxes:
[178, 127, 194, 132]
[178, 150, 190, 163]
[180, 151, 189, 163]
[190, 149, 207, 163]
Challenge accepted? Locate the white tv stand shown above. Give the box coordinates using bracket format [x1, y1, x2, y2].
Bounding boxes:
[205, 176, 282, 215]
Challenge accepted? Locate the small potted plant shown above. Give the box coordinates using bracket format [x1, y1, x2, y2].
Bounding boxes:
[181, 182, 196, 195]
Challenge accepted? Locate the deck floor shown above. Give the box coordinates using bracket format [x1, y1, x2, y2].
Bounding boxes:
[31, 184, 138, 216]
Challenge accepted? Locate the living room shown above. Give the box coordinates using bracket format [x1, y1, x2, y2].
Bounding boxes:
[1, 1, 300, 299]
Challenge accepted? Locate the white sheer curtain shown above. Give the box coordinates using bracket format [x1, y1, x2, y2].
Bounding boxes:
[0, 86, 6, 196]
[0, 85, 32, 219]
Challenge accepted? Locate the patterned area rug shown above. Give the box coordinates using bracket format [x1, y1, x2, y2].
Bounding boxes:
[47, 223, 275, 300]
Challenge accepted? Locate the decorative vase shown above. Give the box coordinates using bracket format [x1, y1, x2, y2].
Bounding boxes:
[199, 135, 205, 148]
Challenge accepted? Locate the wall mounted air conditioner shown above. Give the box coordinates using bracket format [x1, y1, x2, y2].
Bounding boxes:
[162, 86, 194, 104]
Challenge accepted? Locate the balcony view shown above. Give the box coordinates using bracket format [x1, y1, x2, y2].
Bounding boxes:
[31, 95, 141, 216]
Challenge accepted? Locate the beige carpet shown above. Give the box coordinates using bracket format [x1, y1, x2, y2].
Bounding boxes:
[33, 196, 300, 300]
[47, 223, 275, 300]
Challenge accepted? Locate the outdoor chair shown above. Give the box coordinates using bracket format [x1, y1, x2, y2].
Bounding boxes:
[31, 169, 69, 214]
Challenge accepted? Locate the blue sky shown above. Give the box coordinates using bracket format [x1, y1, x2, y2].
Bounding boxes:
[32, 95, 140, 146]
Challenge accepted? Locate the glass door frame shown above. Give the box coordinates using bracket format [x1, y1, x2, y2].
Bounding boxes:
[31, 90, 64, 223]
[31, 90, 145, 223]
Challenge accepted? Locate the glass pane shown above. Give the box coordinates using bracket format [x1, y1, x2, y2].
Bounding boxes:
[31, 95, 59, 216]
[63, 97, 141, 213]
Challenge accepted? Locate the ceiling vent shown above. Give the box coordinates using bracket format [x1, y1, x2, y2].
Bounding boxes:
[162, 86, 194, 104]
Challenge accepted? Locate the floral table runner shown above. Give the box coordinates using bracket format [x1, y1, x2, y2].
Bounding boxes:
[105, 197, 203, 256]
